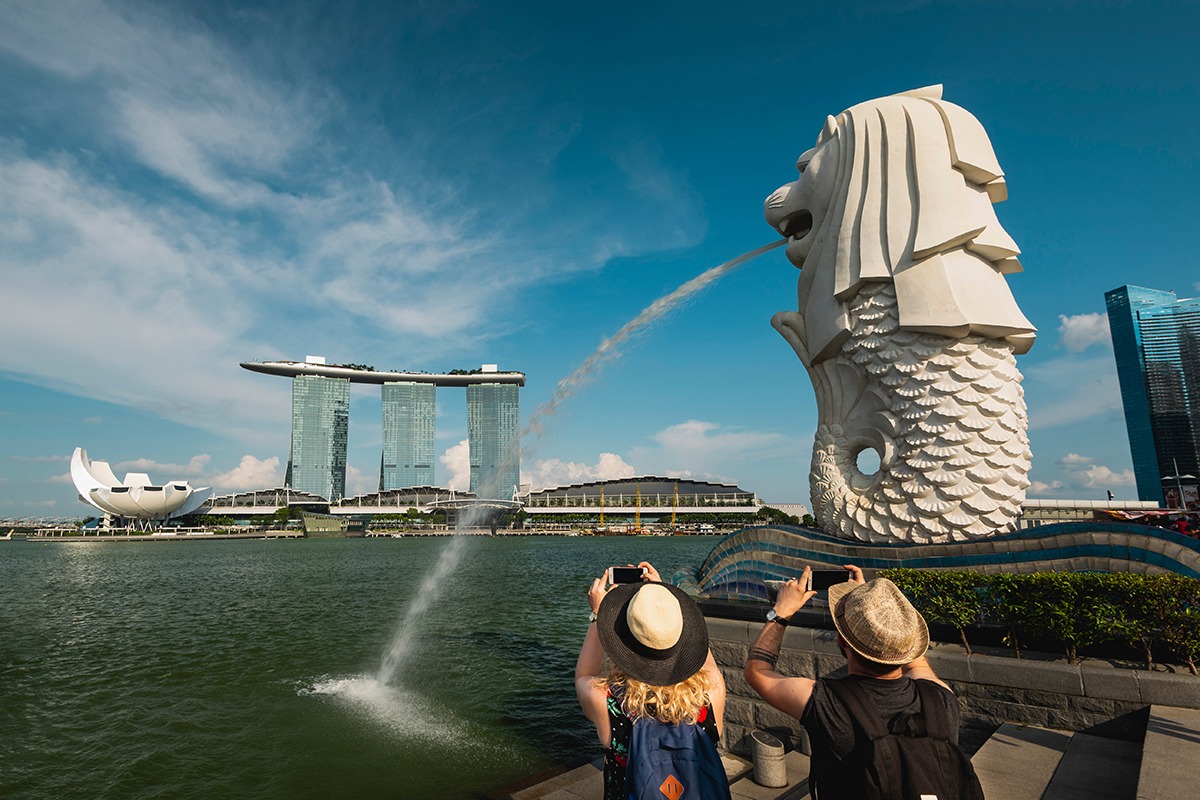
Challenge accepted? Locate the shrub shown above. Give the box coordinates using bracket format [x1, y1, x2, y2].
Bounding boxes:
[881, 568, 1200, 669]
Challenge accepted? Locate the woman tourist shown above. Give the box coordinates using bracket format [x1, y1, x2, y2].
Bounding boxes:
[575, 562, 730, 800]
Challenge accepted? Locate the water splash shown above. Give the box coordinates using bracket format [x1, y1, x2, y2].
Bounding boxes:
[300, 674, 463, 744]
[523, 239, 784, 439]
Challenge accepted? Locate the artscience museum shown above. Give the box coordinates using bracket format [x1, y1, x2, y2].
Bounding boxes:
[71, 447, 213, 529]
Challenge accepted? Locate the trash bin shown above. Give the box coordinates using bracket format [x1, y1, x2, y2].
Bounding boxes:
[751, 729, 787, 788]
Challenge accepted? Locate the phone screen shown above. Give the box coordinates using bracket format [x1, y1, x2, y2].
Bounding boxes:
[609, 566, 646, 584]
[809, 570, 847, 591]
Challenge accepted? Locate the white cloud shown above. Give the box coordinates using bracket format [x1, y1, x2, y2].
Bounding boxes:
[0, 0, 710, 457]
[1056, 313, 1111, 353]
[440, 439, 471, 491]
[1076, 464, 1136, 489]
[344, 464, 374, 498]
[523, 452, 637, 490]
[209, 456, 283, 491]
[1036, 452, 1137, 497]
[46, 472, 74, 485]
[12, 454, 71, 462]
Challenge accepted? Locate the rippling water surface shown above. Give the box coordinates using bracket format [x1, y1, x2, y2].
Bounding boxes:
[0, 536, 717, 799]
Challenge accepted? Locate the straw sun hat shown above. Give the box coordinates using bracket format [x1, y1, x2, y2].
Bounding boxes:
[596, 582, 709, 686]
[826, 578, 929, 665]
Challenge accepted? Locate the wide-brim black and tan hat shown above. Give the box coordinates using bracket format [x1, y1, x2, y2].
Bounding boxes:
[827, 577, 929, 666]
[596, 581, 709, 686]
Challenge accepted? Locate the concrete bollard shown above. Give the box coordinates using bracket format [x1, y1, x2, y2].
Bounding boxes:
[750, 729, 788, 788]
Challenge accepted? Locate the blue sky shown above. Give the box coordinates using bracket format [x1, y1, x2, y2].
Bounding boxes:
[2, 0, 1198, 519]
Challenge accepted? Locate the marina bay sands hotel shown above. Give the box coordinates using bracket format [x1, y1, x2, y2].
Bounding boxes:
[241, 357, 524, 502]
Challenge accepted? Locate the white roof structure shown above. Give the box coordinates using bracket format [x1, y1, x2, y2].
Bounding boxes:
[71, 447, 213, 521]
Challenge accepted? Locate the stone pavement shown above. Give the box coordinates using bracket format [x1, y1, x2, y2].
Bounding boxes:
[504, 703, 1200, 800]
[505, 750, 812, 800]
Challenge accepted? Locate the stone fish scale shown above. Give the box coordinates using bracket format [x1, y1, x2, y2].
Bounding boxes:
[811, 282, 1031, 542]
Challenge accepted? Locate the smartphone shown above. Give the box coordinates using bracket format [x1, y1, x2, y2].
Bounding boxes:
[808, 569, 848, 592]
[608, 566, 647, 584]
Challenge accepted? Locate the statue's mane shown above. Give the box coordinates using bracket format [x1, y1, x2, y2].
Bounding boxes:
[798, 86, 1036, 363]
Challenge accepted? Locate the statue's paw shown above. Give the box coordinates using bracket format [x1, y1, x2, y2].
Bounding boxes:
[772, 311, 810, 363]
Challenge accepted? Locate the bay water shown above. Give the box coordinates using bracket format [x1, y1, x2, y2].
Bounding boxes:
[0, 536, 718, 799]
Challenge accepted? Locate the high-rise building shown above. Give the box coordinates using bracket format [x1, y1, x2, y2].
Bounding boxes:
[243, 358, 524, 498]
[286, 374, 350, 501]
[467, 381, 521, 499]
[1105, 285, 1200, 503]
[380, 381, 436, 489]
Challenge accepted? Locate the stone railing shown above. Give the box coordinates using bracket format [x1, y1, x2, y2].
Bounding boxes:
[705, 616, 1200, 756]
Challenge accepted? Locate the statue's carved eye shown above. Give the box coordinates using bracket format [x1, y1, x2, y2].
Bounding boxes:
[796, 159, 809, 174]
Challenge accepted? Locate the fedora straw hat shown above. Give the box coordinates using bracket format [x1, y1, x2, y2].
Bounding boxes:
[827, 578, 929, 665]
[597, 582, 709, 686]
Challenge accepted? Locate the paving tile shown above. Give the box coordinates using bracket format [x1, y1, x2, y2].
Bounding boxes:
[971, 722, 1072, 800]
[1041, 731, 1139, 800]
[1137, 705, 1200, 800]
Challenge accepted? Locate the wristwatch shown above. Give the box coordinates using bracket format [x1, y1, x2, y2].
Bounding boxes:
[766, 609, 790, 627]
[588, 610, 598, 623]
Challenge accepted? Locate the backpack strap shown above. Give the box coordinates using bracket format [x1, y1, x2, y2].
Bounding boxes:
[823, 679, 903, 800]
[912, 680, 952, 742]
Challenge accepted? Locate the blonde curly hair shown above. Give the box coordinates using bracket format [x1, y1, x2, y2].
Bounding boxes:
[596, 663, 713, 725]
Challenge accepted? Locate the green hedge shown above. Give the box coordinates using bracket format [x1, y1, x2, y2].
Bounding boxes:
[880, 569, 1200, 672]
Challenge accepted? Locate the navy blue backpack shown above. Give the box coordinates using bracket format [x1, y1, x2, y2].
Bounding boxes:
[626, 717, 732, 800]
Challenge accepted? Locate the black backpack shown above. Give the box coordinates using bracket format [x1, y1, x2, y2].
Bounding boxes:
[812, 679, 984, 800]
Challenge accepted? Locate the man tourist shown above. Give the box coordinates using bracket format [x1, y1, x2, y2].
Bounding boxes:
[744, 565, 982, 800]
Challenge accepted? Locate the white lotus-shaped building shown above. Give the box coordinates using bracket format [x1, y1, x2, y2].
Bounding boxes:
[71, 448, 213, 523]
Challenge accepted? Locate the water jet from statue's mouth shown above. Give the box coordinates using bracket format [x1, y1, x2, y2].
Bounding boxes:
[776, 209, 812, 240]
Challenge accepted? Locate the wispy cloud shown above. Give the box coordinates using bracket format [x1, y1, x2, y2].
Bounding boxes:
[0, 0, 699, 445]
[1025, 354, 1123, 430]
[12, 454, 71, 462]
[628, 420, 798, 484]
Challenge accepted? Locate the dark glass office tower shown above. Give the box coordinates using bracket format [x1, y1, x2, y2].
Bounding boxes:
[466, 382, 520, 499]
[380, 381, 436, 489]
[1106, 285, 1200, 502]
[285, 375, 350, 501]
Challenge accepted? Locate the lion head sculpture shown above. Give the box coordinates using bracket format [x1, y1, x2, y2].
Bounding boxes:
[765, 86, 1036, 543]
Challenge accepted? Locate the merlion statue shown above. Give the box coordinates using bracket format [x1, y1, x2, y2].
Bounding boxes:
[765, 85, 1036, 543]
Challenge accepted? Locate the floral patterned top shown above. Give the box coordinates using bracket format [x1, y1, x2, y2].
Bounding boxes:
[603, 686, 720, 800]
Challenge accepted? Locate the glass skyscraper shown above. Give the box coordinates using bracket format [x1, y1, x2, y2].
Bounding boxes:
[1106, 285, 1200, 502]
[380, 381, 436, 489]
[466, 382, 521, 499]
[285, 375, 350, 501]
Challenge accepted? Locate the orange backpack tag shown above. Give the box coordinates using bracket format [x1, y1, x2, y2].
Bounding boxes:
[659, 774, 684, 800]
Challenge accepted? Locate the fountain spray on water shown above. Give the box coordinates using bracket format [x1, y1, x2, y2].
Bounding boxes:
[309, 241, 784, 726]
[375, 240, 784, 685]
